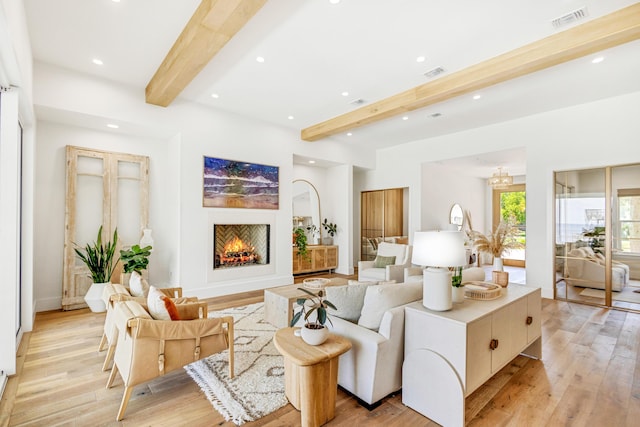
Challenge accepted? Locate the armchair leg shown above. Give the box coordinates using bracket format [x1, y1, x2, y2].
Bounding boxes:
[116, 386, 133, 421]
[98, 333, 108, 352]
[102, 344, 116, 371]
[106, 364, 119, 389]
[226, 317, 235, 379]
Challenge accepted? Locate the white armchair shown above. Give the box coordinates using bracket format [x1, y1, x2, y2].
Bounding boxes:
[358, 242, 412, 282]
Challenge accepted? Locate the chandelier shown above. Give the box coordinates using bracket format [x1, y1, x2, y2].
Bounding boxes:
[487, 167, 513, 189]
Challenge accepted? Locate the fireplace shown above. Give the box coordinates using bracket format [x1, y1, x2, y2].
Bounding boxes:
[214, 224, 270, 269]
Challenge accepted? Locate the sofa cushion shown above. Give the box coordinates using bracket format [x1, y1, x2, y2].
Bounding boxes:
[374, 255, 396, 268]
[325, 283, 372, 323]
[358, 281, 422, 331]
[348, 280, 378, 286]
[147, 286, 180, 320]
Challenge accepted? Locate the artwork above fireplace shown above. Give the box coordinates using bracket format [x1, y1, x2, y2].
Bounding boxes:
[213, 224, 270, 269]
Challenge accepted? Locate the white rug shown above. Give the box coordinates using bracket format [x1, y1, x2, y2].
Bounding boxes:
[184, 302, 287, 425]
[579, 286, 640, 304]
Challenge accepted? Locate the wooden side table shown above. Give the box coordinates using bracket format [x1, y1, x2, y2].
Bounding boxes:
[273, 327, 352, 427]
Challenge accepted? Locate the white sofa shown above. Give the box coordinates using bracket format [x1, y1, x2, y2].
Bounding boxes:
[358, 242, 413, 283]
[566, 246, 629, 291]
[295, 280, 422, 406]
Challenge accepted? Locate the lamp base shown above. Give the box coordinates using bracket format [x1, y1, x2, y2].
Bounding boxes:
[423, 268, 452, 311]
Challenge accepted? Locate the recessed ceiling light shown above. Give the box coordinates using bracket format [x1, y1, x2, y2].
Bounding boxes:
[256, 56, 265, 63]
[402, 116, 409, 121]
[211, 93, 219, 98]
[473, 94, 481, 100]
[92, 58, 103, 65]
[106, 123, 119, 129]
[288, 115, 294, 120]
[341, 91, 349, 97]
[112, 0, 121, 3]
[329, 0, 341, 4]
[347, 132, 353, 136]
[416, 56, 426, 63]
[309, 160, 316, 164]
[591, 56, 604, 64]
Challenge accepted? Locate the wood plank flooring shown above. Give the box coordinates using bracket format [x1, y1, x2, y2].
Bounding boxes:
[2, 275, 640, 426]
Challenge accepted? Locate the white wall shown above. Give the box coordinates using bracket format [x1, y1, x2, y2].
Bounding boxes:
[366, 90, 640, 298]
[31, 63, 371, 307]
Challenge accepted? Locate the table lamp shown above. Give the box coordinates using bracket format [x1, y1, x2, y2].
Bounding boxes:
[412, 230, 466, 311]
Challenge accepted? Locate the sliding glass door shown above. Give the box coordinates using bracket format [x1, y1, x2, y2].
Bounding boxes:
[555, 165, 640, 312]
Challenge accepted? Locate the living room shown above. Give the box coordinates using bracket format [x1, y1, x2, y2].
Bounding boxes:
[2, 0, 640, 425]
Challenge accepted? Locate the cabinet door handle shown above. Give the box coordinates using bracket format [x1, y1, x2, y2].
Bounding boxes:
[489, 339, 499, 350]
[526, 316, 533, 325]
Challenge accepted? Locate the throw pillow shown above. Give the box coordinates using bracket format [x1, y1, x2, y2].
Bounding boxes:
[373, 255, 396, 268]
[147, 285, 180, 320]
[129, 271, 150, 297]
[358, 281, 422, 331]
[325, 283, 372, 322]
[348, 280, 378, 286]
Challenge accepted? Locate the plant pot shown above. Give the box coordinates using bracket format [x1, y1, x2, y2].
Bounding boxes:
[84, 282, 109, 312]
[300, 324, 329, 346]
[452, 285, 465, 303]
[322, 237, 333, 245]
[493, 257, 504, 272]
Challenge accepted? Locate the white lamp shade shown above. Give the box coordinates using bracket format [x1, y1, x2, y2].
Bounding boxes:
[412, 231, 466, 267]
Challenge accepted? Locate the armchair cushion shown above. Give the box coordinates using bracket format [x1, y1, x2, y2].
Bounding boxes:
[358, 282, 422, 331]
[377, 242, 409, 265]
[374, 255, 396, 268]
[147, 286, 180, 320]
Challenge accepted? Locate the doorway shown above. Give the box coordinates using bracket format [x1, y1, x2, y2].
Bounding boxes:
[492, 184, 526, 267]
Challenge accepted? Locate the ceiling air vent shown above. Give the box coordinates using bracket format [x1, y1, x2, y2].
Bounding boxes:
[551, 7, 588, 29]
[349, 98, 366, 106]
[424, 67, 445, 79]
[430, 112, 442, 118]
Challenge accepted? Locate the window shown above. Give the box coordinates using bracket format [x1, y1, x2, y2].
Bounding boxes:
[618, 188, 640, 254]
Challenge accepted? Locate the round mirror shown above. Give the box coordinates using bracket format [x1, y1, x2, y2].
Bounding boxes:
[292, 180, 321, 243]
[450, 203, 463, 230]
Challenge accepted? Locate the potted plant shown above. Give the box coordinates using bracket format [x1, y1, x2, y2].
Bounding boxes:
[321, 218, 337, 245]
[451, 266, 464, 303]
[74, 225, 119, 312]
[290, 288, 337, 345]
[293, 227, 309, 260]
[120, 244, 152, 274]
[306, 224, 320, 244]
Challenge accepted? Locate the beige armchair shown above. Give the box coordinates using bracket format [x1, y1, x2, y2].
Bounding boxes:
[358, 242, 412, 282]
[99, 283, 194, 371]
[106, 300, 234, 421]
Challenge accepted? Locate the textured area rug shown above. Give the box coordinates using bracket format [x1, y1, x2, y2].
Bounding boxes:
[579, 286, 640, 304]
[185, 302, 287, 425]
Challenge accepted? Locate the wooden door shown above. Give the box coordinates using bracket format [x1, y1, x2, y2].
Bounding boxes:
[384, 188, 404, 237]
[62, 146, 149, 310]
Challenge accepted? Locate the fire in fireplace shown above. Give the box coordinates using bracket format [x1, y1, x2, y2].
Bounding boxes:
[214, 224, 270, 269]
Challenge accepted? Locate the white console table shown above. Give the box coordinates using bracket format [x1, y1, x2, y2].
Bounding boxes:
[402, 284, 542, 427]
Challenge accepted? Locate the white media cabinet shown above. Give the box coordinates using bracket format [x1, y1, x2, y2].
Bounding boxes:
[402, 284, 542, 426]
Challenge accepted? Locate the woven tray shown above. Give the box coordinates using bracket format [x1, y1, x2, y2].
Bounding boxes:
[302, 278, 330, 290]
[463, 281, 502, 300]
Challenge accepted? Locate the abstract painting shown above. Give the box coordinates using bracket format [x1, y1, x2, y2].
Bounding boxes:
[203, 156, 279, 209]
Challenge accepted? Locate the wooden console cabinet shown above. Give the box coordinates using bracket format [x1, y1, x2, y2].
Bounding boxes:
[402, 284, 542, 427]
[292, 245, 338, 275]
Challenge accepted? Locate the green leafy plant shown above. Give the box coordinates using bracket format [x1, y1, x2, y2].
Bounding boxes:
[306, 224, 320, 240]
[293, 227, 309, 259]
[451, 266, 463, 287]
[74, 226, 119, 283]
[290, 288, 337, 328]
[322, 218, 338, 237]
[120, 244, 152, 273]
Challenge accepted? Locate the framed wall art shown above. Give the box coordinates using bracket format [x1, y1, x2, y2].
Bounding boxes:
[203, 156, 279, 209]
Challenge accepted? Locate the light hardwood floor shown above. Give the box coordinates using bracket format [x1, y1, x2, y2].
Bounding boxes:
[2, 276, 640, 426]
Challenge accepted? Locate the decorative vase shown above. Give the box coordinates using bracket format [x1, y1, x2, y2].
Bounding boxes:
[140, 228, 154, 251]
[322, 237, 333, 245]
[493, 257, 504, 272]
[452, 286, 465, 303]
[300, 324, 329, 346]
[84, 282, 109, 312]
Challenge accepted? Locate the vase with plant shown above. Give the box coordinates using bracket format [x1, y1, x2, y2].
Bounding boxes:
[74, 225, 119, 312]
[306, 224, 320, 244]
[322, 218, 338, 245]
[120, 243, 153, 296]
[466, 215, 523, 272]
[290, 288, 337, 345]
[293, 227, 309, 260]
[450, 266, 465, 303]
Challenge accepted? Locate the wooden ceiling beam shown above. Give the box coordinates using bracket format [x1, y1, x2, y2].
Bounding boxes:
[145, 0, 267, 107]
[301, 3, 640, 142]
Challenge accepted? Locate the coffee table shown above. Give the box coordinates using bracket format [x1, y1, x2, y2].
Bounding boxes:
[273, 327, 352, 427]
[264, 278, 347, 328]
